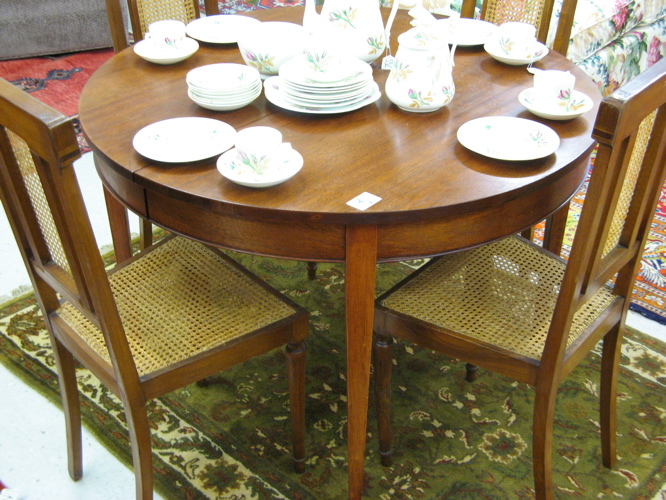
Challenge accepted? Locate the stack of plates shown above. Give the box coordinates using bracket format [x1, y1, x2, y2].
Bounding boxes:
[186, 63, 262, 111]
[264, 55, 380, 114]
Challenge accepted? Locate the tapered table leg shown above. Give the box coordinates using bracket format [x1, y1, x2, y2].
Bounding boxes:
[345, 224, 378, 500]
[103, 186, 132, 264]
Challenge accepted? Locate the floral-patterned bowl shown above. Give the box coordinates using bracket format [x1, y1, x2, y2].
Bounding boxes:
[238, 22, 307, 79]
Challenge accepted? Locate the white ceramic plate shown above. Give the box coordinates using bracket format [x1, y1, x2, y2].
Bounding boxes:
[457, 116, 560, 161]
[439, 18, 498, 47]
[518, 88, 594, 120]
[186, 15, 260, 44]
[133, 117, 236, 162]
[484, 40, 549, 65]
[279, 55, 373, 87]
[186, 63, 261, 93]
[133, 37, 199, 65]
[217, 147, 303, 188]
[264, 77, 381, 114]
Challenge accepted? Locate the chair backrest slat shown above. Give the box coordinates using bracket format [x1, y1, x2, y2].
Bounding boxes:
[545, 60, 666, 357]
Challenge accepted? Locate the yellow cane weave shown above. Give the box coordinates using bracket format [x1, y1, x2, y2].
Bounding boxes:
[135, 0, 198, 38]
[484, 0, 547, 31]
[7, 130, 71, 276]
[379, 236, 616, 360]
[57, 237, 297, 376]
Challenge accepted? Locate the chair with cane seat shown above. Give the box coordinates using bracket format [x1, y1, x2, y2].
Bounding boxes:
[0, 77, 309, 500]
[372, 58, 666, 499]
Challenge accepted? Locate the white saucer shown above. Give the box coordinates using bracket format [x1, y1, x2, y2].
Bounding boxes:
[484, 40, 549, 65]
[519, 88, 594, 120]
[217, 147, 303, 188]
[133, 117, 236, 163]
[457, 116, 559, 161]
[133, 37, 199, 65]
[186, 15, 261, 44]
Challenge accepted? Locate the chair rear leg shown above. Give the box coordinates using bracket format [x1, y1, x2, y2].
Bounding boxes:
[373, 331, 394, 467]
[51, 336, 83, 481]
[465, 363, 479, 382]
[125, 403, 155, 499]
[286, 340, 307, 473]
[600, 324, 623, 469]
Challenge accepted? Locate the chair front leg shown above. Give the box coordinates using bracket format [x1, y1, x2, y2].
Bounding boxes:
[124, 401, 155, 500]
[600, 324, 623, 469]
[532, 384, 557, 500]
[373, 330, 394, 467]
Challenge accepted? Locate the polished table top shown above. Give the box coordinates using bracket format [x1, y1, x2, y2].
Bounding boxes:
[79, 6, 600, 498]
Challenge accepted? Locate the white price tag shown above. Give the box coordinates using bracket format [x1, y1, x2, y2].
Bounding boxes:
[381, 55, 395, 70]
[347, 192, 382, 211]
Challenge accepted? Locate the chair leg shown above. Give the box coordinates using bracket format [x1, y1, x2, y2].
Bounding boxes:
[139, 218, 153, 251]
[125, 403, 155, 500]
[465, 363, 479, 382]
[286, 340, 307, 473]
[532, 384, 557, 500]
[51, 337, 83, 481]
[600, 324, 623, 469]
[306, 261, 318, 281]
[373, 331, 394, 467]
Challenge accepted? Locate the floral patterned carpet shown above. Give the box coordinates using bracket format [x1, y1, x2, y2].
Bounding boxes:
[1, 252, 665, 499]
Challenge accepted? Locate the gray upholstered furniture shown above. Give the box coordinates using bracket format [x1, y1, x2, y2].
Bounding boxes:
[0, 0, 116, 60]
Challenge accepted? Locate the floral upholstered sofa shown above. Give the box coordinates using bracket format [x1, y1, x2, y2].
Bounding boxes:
[547, 0, 666, 96]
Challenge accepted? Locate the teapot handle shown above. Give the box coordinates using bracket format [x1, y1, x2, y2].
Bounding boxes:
[384, 0, 401, 52]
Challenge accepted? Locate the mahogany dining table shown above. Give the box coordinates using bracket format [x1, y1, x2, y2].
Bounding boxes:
[79, 6, 601, 498]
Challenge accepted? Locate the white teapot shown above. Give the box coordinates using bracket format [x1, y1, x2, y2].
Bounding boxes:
[385, 25, 455, 112]
[303, 0, 400, 63]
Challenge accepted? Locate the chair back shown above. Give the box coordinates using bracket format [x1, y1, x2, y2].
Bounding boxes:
[545, 59, 666, 370]
[0, 78, 141, 392]
[460, 0, 557, 45]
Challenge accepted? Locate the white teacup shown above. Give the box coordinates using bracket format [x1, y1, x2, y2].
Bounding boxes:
[145, 20, 186, 51]
[497, 22, 536, 58]
[235, 126, 292, 174]
[533, 69, 576, 112]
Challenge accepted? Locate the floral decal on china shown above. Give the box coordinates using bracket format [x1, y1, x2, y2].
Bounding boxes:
[557, 89, 588, 112]
[390, 60, 413, 82]
[328, 7, 357, 29]
[367, 34, 384, 55]
[407, 88, 434, 108]
[243, 50, 275, 73]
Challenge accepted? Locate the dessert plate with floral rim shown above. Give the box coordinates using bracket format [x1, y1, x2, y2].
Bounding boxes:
[457, 116, 560, 161]
[484, 40, 549, 65]
[133, 117, 236, 163]
[518, 88, 594, 120]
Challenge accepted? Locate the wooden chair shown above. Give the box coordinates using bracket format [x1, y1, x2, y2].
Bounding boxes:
[373, 58, 666, 499]
[0, 77, 309, 499]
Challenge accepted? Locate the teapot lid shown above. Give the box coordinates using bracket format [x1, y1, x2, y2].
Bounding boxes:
[397, 26, 449, 50]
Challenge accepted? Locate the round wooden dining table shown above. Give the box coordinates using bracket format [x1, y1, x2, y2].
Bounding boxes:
[79, 6, 601, 498]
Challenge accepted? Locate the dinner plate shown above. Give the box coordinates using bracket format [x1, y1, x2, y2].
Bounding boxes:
[185, 14, 260, 44]
[279, 55, 373, 87]
[519, 88, 594, 121]
[438, 18, 498, 47]
[264, 77, 381, 114]
[217, 147, 303, 188]
[133, 37, 199, 65]
[484, 40, 549, 65]
[133, 117, 236, 162]
[457, 116, 560, 161]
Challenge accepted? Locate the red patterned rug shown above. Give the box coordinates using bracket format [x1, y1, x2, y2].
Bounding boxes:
[2, 29, 666, 325]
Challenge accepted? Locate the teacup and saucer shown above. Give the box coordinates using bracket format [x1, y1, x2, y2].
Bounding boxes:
[484, 21, 548, 65]
[519, 69, 593, 120]
[217, 126, 303, 188]
[134, 20, 199, 65]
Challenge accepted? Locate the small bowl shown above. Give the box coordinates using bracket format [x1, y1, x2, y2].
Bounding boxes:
[134, 37, 199, 65]
[237, 22, 307, 78]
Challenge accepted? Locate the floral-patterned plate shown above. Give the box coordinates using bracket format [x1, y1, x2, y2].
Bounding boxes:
[216, 147, 303, 188]
[483, 40, 549, 66]
[133, 117, 236, 163]
[457, 116, 560, 161]
[186, 15, 260, 44]
[518, 88, 594, 121]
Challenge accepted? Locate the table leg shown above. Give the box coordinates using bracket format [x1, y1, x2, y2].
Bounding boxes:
[103, 186, 132, 264]
[345, 224, 378, 500]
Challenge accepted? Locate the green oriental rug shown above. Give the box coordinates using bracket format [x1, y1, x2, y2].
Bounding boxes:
[1, 251, 665, 499]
